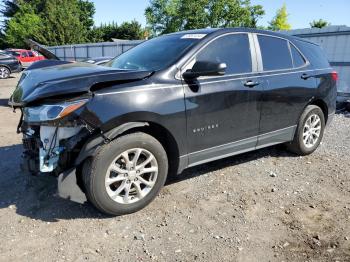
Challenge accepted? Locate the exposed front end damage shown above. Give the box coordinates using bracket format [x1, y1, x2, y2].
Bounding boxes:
[21, 123, 89, 204]
[9, 61, 154, 204]
[22, 125, 83, 174]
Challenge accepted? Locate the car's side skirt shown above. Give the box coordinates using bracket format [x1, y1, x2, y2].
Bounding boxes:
[179, 125, 297, 170]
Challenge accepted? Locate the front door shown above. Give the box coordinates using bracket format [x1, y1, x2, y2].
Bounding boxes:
[182, 33, 263, 166]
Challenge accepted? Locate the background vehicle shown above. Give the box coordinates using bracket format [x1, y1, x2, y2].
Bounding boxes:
[82, 56, 113, 65]
[5, 49, 45, 68]
[336, 80, 350, 110]
[0, 52, 22, 79]
[9, 28, 337, 216]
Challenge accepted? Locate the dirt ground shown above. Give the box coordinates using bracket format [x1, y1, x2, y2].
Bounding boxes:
[0, 74, 350, 262]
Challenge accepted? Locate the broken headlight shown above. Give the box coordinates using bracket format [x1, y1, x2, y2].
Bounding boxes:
[24, 99, 88, 122]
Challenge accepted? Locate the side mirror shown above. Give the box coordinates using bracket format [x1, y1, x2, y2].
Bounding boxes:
[183, 61, 227, 80]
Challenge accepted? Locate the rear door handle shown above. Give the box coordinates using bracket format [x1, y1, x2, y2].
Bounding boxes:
[244, 80, 260, 88]
[301, 73, 311, 80]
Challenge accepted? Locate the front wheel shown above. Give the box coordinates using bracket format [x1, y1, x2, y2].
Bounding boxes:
[83, 132, 168, 216]
[286, 105, 325, 155]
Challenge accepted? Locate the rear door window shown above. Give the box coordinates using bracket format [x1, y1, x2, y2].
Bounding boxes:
[28, 51, 35, 57]
[21, 52, 28, 58]
[258, 35, 293, 71]
[290, 44, 306, 68]
[195, 34, 252, 75]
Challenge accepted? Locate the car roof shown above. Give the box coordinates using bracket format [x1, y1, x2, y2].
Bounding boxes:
[169, 27, 316, 45]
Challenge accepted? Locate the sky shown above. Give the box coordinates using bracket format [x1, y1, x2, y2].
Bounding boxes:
[0, 0, 349, 29]
[92, 0, 350, 29]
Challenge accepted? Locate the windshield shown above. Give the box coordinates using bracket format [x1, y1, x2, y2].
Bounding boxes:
[105, 34, 202, 71]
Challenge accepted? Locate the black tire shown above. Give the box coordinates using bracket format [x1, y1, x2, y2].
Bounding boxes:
[0, 66, 10, 79]
[286, 105, 325, 155]
[82, 132, 168, 216]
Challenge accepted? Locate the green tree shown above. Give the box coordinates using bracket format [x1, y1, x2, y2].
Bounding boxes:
[1, 0, 96, 47]
[310, 19, 330, 29]
[145, 0, 182, 36]
[0, 31, 7, 49]
[89, 21, 145, 42]
[207, 0, 252, 28]
[145, 0, 265, 36]
[78, 0, 95, 30]
[268, 3, 291, 31]
[249, 4, 265, 28]
[4, 1, 42, 48]
[117, 21, 145, 40]
[36, 0, 88, 46]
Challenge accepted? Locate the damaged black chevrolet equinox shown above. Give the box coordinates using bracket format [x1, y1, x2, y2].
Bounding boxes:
[9, 28, 337, 215]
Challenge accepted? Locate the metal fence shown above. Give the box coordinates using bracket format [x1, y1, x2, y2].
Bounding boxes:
[285, 26, 350, 94]
[46, 40, 143, 61]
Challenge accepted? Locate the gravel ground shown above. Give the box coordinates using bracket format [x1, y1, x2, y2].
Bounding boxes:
[0, 74, 350, 262]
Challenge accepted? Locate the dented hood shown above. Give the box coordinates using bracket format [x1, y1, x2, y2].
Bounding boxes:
[9, 62, 153, 107]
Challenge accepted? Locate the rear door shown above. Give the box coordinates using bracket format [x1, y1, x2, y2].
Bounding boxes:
[254, 34, 316, 148]
[182, 33, 263, 166]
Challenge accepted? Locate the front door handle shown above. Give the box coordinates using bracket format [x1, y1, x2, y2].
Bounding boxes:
[244, 80, 260, 88]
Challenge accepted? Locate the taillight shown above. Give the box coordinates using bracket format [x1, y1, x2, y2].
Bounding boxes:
[331, 71, 338, 81]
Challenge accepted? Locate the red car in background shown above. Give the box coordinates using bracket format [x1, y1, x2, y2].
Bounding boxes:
[5, 49, 45, 68]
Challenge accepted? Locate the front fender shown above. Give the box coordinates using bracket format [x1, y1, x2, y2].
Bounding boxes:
[75, 122, 149, 165]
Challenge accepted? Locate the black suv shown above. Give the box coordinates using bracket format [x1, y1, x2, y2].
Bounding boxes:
[9, 28, 336, 215]
[0, 51, 22, 79]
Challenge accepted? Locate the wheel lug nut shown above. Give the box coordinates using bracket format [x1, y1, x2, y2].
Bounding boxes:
[134, 178, 138, 181]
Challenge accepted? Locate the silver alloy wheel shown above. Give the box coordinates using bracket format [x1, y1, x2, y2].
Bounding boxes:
[105, 148, 158, 204]
[0, 67, 10, 79]
[302, 114, 322, 148]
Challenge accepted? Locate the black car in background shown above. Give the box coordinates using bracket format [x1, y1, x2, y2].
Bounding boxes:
[9, 28, 337, 215]
[0, 51, 22, 79]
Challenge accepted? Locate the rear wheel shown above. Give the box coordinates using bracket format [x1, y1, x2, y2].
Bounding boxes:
[0, 66, 10, 79]
[286, 105, 325, 155]
[83, 132, 168, 216]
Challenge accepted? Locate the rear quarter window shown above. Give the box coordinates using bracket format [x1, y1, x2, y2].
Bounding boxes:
[294, 40, 330, 69]
[290, 44, 306, 68]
